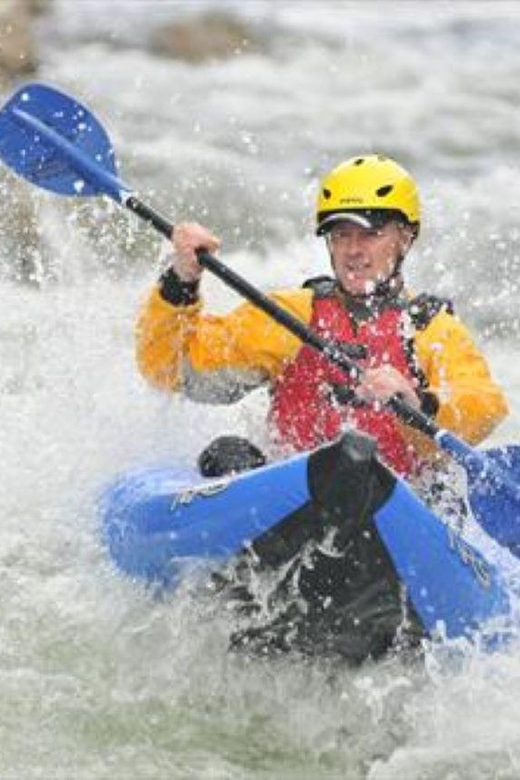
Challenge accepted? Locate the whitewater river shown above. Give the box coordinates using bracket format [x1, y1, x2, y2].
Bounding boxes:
[2, 2, 520, 778]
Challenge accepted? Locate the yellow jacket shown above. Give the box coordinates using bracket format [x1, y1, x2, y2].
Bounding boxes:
[136, 284, 508, 454]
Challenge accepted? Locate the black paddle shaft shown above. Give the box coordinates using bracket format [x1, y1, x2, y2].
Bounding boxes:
[125, 195, 439, 439]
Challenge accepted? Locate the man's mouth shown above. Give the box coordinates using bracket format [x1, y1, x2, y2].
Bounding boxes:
[345, 262, 370, 273]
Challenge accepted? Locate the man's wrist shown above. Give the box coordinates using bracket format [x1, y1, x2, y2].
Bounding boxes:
[158, 267, 200, 306]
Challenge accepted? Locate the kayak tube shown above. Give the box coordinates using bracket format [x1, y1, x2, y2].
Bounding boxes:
[99, 431, 514, 660]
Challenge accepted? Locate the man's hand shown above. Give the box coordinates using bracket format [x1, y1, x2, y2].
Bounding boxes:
[355, 365, 420, 409]
[171, 222, 221, 282]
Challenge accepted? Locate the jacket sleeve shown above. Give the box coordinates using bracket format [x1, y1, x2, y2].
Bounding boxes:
[135, 285, 313, 400]
[414, 311, 509, 445]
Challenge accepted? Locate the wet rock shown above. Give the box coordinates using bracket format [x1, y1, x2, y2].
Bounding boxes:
[24, 0, 51, 14]
[150, 10, 267, 63]
[0, 0, 39, 84]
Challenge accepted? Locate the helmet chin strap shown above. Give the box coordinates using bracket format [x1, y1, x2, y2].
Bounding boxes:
[364, 255, 405, 300]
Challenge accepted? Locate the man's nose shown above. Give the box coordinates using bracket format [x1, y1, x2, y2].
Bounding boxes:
[343, 231, 364, 253]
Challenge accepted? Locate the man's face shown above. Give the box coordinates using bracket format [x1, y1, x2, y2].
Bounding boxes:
[327, 221, 413, 296]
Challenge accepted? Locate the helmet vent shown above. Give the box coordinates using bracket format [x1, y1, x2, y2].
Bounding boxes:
[376, 185, 393, 197]
[322, 188, 331, 199]
[354, 158, 365, 165]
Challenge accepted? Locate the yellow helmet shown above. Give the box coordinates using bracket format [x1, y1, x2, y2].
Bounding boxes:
[316, 154, 420, 236]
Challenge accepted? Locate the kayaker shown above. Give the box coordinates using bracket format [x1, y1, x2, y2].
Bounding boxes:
[135, 154, 508, 477]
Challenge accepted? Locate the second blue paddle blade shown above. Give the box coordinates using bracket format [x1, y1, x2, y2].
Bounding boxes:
[0, 82, 117, 196]
[468, 445, 520, 557]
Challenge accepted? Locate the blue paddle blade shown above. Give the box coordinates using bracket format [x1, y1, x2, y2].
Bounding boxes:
[0, 82, 128, 202]
[435, 431, 520, 557]
[468, 445, 520, 557]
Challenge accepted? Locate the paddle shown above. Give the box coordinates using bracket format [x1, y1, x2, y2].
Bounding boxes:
[0, 81, 518, 554]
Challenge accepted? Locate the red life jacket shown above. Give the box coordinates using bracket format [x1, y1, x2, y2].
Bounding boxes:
[269, 287, 424, 476]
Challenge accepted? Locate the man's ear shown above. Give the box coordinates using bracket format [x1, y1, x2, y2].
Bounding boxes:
[399, 224, 415, 255]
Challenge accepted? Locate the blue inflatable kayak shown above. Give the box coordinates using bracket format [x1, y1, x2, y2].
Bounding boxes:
[99, 431, 513, 661]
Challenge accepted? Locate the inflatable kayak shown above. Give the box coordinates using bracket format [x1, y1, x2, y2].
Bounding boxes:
[99, 431, 513, 661]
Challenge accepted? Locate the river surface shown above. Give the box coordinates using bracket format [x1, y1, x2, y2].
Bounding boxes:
[2, 2, 520, 778]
